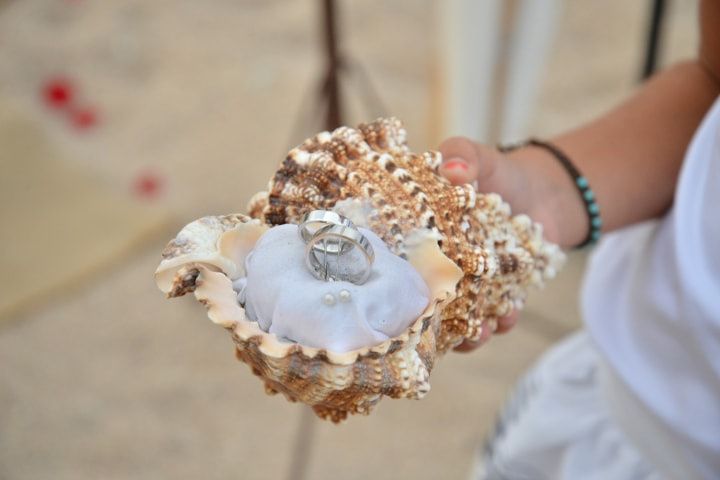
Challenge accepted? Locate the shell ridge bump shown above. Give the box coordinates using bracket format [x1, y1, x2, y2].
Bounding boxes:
[158, 117, 564, 422]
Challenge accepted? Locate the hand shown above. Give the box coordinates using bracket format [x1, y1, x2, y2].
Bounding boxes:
[439, 137, 581, 247]
[437, 136, 582, 352]
[451, 312, 519, 352]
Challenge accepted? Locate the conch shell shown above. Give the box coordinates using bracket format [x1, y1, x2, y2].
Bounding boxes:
[155, 118, 564, 422]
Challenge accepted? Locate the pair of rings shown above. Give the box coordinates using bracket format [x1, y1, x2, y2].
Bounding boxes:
[298, 210, 375, 285]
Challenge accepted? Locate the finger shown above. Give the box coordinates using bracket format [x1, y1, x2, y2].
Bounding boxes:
[452, 321, 494, 353]
[438, 137, 481, 185]
[439, 155, 474, 185]
[495, 311, 519, 334]
[438, 137, 499, 187]
[452, 338, 483, 353]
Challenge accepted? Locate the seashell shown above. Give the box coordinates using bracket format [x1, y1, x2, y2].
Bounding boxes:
[155, 118, 564, 422]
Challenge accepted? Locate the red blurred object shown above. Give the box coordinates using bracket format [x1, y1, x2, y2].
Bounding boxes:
[133, 173, 163, 199]
[70, 107, 98, 130]
[42, 78, 74, 109]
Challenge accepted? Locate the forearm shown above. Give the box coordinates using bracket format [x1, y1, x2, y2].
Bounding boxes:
[555, 61, 719, 232]
[509, 60, 720, 247]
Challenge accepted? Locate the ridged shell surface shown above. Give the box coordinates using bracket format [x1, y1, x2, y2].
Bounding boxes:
[248, 118, 563, 351]
[155, 118, 564, 422]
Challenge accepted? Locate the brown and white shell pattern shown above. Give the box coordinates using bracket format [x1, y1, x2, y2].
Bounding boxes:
[156, 213, 462, 422]
[155, 118, 564, 422]
[248, 117, 564, 351]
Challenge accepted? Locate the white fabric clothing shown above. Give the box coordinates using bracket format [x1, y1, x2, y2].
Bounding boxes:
[235, 224, 429, 352]
[582, 96, 720, 478]
[473, 331, 662, 480]
[602, 346, 701, 479]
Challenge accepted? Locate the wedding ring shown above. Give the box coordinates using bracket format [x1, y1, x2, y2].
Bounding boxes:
[305, 224, 375, 284]
[298, 210, 355, 254]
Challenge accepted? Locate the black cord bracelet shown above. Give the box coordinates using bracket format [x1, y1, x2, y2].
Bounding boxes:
[498, 139, 602, 249]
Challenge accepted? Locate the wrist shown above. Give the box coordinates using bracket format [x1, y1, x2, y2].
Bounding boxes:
[503, 144, 589, 248]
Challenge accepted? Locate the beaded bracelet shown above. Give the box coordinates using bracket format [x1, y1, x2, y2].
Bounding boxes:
[499, 139, 602, 248]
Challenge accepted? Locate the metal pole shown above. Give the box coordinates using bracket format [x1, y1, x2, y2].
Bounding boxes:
[285, 407, 317, 480]
[641, 0, 666, 80]
[285, 5, 343, 478]
[322, 0, 343, 129]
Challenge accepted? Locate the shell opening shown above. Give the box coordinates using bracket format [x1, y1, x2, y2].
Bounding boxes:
[235, 224, 436, 353]
[165, 219, 461, 359]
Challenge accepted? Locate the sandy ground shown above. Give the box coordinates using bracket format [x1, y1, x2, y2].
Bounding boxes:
[0, 1, 697, 479]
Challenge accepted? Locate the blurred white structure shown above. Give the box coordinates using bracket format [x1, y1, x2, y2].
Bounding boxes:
[438, 0, 562, 143]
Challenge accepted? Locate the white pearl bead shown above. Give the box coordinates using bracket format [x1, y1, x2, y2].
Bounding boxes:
[338, 289, 351, 303]
[322, 293, 336, 306]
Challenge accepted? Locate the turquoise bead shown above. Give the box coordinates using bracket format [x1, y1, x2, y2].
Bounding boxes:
[591, 230, 601, 241]
[588, 202, 599, 215]
[583, 189, 595, 201]
[576, 176, 589, 188]
[592, 216, 603, 228]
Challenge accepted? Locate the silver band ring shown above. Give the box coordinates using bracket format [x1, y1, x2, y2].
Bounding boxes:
[305, 224, 375, 284]
[298, 210, 355, 254]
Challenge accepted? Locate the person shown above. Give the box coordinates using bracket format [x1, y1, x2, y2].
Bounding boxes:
[438, 1, 720, 478]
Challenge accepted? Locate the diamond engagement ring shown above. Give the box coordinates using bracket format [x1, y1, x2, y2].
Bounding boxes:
[304, 223, 375, 284]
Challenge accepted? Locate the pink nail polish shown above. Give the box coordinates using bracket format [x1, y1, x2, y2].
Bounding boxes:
[443, 159, 468, 171]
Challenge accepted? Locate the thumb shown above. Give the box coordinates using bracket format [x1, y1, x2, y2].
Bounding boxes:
[438, 137, 499, 187]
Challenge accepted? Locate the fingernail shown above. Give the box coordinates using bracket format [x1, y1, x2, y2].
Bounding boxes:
[443, 157, 468, 171]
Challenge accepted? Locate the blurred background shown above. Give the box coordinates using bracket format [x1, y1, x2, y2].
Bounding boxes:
[0, 1, 697, 479]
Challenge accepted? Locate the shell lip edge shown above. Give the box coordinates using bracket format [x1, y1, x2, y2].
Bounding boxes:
[194, 257, 458, 366]
[228, 292, 455, 367]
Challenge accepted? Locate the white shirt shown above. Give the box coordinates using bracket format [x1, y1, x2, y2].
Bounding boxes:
[582, 96, 720, 478]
